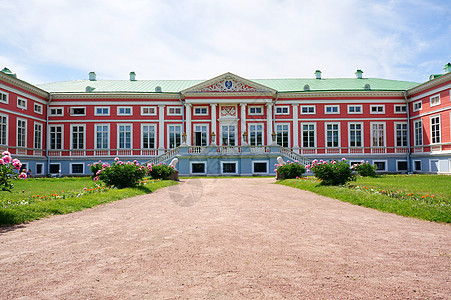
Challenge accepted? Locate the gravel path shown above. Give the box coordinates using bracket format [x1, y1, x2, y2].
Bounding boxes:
[0, 178, 449, 299]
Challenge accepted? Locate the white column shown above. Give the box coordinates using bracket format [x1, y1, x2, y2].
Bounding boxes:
[266, 103, 273, 145]
[185, 103, 191, 145]
[240, 103, 247, 145]
[210, 104, 217, 145]
[292, 104, 299, 149]
[158, 105, 165, 154]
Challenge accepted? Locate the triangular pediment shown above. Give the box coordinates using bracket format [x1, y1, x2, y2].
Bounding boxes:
[181, 72, 277, 94]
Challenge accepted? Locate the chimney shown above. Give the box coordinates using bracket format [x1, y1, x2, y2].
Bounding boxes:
[89, 71, 96, 81]
[129, 71, 136, 81]
[155, 86, 162, 93]
[314, 70, 321, 79]
[355, 69, 363, 79]
[444, 63, 451, 73]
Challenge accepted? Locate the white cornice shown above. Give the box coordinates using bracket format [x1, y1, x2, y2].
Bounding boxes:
[278, 91, 405, 98]
[51, 93, 180, 100]
[0, 72, 49, 99]
[406, 72, 451, 96]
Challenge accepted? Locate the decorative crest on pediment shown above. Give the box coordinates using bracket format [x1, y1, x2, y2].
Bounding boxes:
[220, 105, 237, 117]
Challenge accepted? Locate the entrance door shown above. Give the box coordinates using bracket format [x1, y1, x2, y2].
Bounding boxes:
[194, 125, 208, 146]
[222, 125, 236, 146]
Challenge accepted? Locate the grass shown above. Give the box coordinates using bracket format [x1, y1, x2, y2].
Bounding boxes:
[0, 177, 178, 226]
[277, 175, 451, 223]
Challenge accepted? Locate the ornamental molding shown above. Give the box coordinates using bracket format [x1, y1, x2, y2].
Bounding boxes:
[182, 72, 277, 95]
[220, 105, 237, 117]
[51, 93, 180, 100]
[406, 73, 451, 98]
[279, 91, 405, 99]
[0, 72, 49, 99]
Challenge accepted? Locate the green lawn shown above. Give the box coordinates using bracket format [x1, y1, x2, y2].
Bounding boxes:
[0, 177, 178, 226]
[277, 175, 451, 223]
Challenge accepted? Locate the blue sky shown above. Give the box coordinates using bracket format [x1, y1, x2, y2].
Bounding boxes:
[0, 0, 450, 84]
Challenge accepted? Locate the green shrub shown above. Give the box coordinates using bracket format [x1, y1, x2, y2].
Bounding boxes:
[88, 161, 108, 179]
[93, 158, 147, 188]
[352, 161, 377, 177]
[306, 158, 355, 185]
[148, 163, 176, 180]
[276, 161, 306, 179]
[0, 151, 27, 191]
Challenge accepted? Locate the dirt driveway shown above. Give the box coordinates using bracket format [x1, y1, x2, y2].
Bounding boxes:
[0, 178, 449, 299]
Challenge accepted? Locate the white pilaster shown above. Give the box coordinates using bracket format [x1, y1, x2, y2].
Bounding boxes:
[210, 104, 217, 144]
[292, 104, 299, 149]
[240, 103, 247, 145]
[266, 103, 273, 145]
[185, 104, 192, 145]
[158, 105, 165, 154]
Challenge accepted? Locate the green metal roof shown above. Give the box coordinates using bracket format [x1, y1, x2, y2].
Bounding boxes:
[36, 77, 419, 94]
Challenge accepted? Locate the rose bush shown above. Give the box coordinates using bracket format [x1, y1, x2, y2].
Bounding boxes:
[275, 161, 306, 179]
[0, 151, 27, 191]
[352, 161, 377, 177]
[306, 158, 354, 185]
[92, 158, 147, 188]
[147, 163, 176, 180]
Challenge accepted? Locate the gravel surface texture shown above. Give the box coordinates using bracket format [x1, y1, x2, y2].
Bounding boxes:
[0, 178, 450, 299]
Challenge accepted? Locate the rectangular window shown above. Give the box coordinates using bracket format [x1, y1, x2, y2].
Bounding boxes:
[95, 125, 109, 149]
[95, 107, 110, 116]
[71, 125, 85, 149]
[397, 161, 408, 172]
[414, 160, 422, 171]
[253, 161, 268, 174]
[430, 115, 441, 144]
[349, 123, 363, 147]
[49, 163, 60, 174]
[71, 163, 84, 174]
[17, 119, 26, 147]
[49, 125, 63, 149]
[0, 91, 8, 104]
[36, 163, 43, 175]
[249, 124, 264, 146]
[413, 101, 422, 112]
[430, 95, 440, 107]
[34, 123, 42, 149]
[301, 123, 315, 148]
[221, 162, 237, 174]
[34, 103, 43, 114]
[191, 162, 206, 174]
[325, 105, 339, 114]
[49, 107, 63, 116]
[0, 114, 7, 145]
[221, 125, 236, 146]
[276, 124, 289, 148]
[275, 106, 289, 115]
[371, 123, 385, 147]
[193, 107, 208, 116]
[118, 124, 132, 149]
[326, 123, 339, 147]
[70, 107, 85, 116]
[167, 107, 182, 115]
[141, 106, 156, 116]
[347, 105, 362, 114]
[194, 124, 208, 146]
[17, 98, 27, 109]
[414, 120, 423, 146]
[249, 106, 263, 115]
[301, 106, 315, 114]
[370, 105, 385, 114]
[395, 123, 408, 147]
[394, 105, 407, 113]
[118, 107, 132, 115]
[168, 125, 182, 148]
[141, 124, 155, 149]
[374, 161, 387, 172]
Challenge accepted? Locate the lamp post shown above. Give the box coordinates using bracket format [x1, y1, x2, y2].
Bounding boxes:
[211, 132, 216, 145]
[271, 132, 277, 145]
[242, 131, 248, 145]
[182, 132, 187, 145]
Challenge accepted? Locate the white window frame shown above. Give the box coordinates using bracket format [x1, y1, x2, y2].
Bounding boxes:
[49, 163, 61, 174]
[300, 105, 315, 115]
[190, 161, 207, 175]
[49, 107, 64, 116]
[220, 161, 238, 175]
[0, 113, 8, 146]
[347, 105, 362, 114]
[430, 115, 441, 144]
[193, 106, 209, 116]
[141, 106, 157, 116]
[34, 103, 43, 114]
[34, 122, 43, 149]
[193, 123, 209, 146]
[325, 122, 340, 148]
[70, 163, 85, 175]
[413, 100, 422, 112]
[275, 123, 290, 148]
[430, 159, 439, 173]
[414, 120, 423, 146]
[95, 123, 110, 149]
[117, 123, 133, 149]
[370, 105, 385, 114]
[394, 104, 407, 114]
[117, 106, 133, 116]
[370, 122, 386, 147]
[17, 97, 27, 110]
[248, 106, 263, 115]
[430, 94, 440, 107]
[94, 106, 110, 116]
[301, 122, 316, 148]
[49, 124, 64, 150]
[325, 105, 339, 114]
[348, 122, 363, 148]
[167, 106, 182, 116]
[167, 124, 182, 148]
[414, 160, 422, 172]
[275, 106, 290, 115]
[17, 118, 27, 148]
[70, 107, 86, 116]
[248, 123, 265, 146]
[396, 160, 408, 172]
[35, 163, 44, 175]
[141, 124, 156, 149]
[0, 91, 8, 104]
[373, 160, 387, 172]
[394, 122, 408, 147]
[70, 124, 86, 150]
[252, 160, 269, 174]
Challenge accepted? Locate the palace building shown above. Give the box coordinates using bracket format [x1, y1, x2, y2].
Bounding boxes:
[1, 64, 450, 176]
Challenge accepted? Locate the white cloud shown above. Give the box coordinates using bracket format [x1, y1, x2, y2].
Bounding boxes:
[0, 0, 450, 83]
